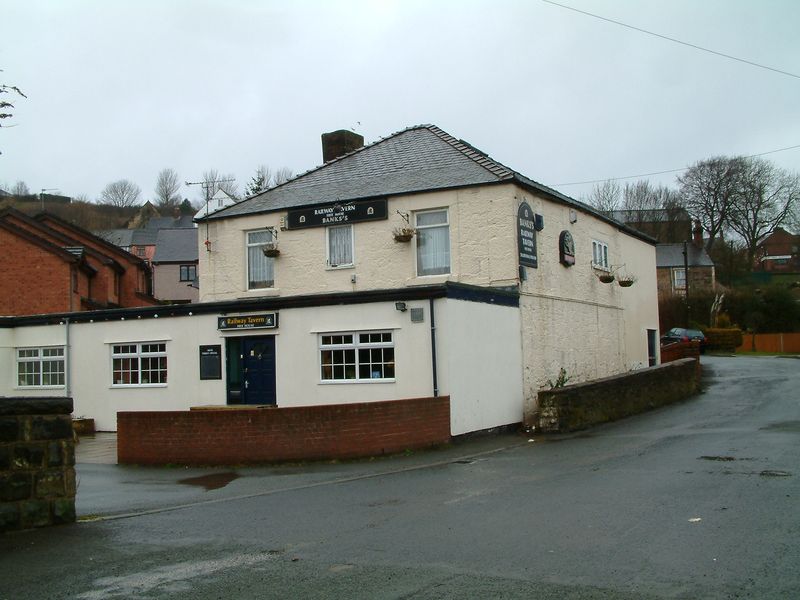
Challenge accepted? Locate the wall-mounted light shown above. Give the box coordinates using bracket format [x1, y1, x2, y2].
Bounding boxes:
[395, 301, 407, 312]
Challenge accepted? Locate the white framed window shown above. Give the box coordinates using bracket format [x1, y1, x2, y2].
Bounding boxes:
[319, 331, 395, 382]
[672, 268, 686, 294]
[592, 240, 609, 270]
[16, 347, 65, 388]
[327, 224, 353, 268]
[416, 209, 450, 276]
[112, 342, 167, 386]
[246, 229, 275, 289]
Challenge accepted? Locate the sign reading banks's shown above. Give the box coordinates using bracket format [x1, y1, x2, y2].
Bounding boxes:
[217, 313, 278, 330]
[286, 198, 388, 229]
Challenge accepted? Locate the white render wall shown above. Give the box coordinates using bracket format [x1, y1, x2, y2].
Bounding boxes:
[514, 188, 659, 418]
[199, 185, 520, 302]
[435, 298, 523, 436]
[2, 297, 525, 434]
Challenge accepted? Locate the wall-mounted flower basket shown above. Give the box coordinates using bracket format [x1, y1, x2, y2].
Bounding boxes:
[597, 273, 615, 284]
[618, 278, 636, 287]
[262, 243, 280, 258]
[393, 227, 416, 243]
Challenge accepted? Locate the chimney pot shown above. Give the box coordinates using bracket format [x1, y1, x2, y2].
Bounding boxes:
[321, 130, 364, 163]
[692, 220, 703, 248]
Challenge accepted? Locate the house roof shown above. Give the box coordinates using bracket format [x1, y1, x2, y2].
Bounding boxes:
[97, 228, 160, 247]
[152, 228, 198, 263]
[0, 219, 96, 276]
[656, 243, 715, 268]
[144, 215, 196, 230]
[200, 124, 654, 245]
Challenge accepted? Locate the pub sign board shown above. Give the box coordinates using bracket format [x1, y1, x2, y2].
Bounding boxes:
[217, 313, 278, 331]
[287, 198, 388, 229]
[517, 201, 538, 268]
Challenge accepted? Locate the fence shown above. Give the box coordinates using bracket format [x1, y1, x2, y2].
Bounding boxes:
[736, 333, 800, 353]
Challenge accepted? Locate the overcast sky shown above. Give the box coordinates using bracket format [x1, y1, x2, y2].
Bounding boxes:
[2, 0, 798, 205]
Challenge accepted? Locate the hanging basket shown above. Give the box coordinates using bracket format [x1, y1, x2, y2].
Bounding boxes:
[618, 278, 635, 287]
[393, 228, 416, 243]
[262, 243, 280, 258]
[598, 273, 615, 284]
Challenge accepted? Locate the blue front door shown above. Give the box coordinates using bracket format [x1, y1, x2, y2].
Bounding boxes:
[242, 336, 276, 405]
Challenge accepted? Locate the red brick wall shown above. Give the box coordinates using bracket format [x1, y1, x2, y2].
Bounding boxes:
[118, 396, 451, 465]
[0, 231, 71, 315]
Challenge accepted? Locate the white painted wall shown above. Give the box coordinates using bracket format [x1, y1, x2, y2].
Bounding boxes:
[514, 188, 659, 418]
[198, 185, 520, 302]
[435, 298, 523, 436]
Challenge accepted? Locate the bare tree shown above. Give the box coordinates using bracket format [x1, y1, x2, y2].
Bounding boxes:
[246, 165, 272, 197]
[1, 72, 26, 155]
[154, 168, 181, 210]
[586, 180, 621, 213]
[101, 179, 141, 208]
[201, 169, 239, 201]
[11, 180, 30, 196]
[677, 156, 746, 252]
[274, 167, 293, 186]
[727, 158, 799, 265]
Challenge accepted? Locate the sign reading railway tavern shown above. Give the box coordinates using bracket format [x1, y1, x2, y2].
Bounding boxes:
[517, 201, 538, 268]
[286, 198, 388, 229]
[217, 313, 278, 330]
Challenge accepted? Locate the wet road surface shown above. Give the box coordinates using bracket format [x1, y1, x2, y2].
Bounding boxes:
[1, 356, 798, 599]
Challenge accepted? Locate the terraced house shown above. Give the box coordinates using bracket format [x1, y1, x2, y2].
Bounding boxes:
[2, 125, 658, 440]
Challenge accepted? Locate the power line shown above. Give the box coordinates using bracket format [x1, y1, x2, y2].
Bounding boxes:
[553, 143, 800, 186]
[541, 0, 800, 80]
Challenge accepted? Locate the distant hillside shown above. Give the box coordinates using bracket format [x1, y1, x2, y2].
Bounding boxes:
[0, 197, 139, 230]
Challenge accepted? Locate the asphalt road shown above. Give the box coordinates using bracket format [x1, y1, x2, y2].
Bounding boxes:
[2, 355, 799, 599]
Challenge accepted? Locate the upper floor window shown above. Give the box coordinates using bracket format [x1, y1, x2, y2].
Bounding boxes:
[327, 224, 353, 268]
[672, 267, 686, 294]
[135, 247, 146, 257]
[592, 240, 609, 270]
[112, 342, 167, 386]
[180, 264, 197, 282]
[246, 229, 274, 289]
[416, 209, 450, 276]
[17, 347, 65, 388]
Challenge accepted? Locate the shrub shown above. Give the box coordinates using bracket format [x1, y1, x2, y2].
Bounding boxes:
[705, 328, 744, 352]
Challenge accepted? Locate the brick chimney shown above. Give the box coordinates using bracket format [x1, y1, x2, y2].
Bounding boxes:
[321, 130, 364, 163]
[692, 220, 704, 248]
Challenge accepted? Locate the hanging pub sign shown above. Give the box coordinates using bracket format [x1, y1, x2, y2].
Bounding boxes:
[559, 230, 575, 266]
[217, 312, 278, 331]
[286, 198, 388, 230]
[517, 201, 538, 268]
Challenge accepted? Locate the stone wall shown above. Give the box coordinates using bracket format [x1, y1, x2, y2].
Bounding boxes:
[531, 358, 700, 433]
[0, 397, 76, 533]
[118, 396, 450, 466]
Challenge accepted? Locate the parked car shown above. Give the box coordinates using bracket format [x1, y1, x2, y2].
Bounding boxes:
[661, 327, 706, 351]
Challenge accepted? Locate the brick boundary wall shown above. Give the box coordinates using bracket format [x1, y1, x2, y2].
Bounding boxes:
[531, 358, 700, 433]
[118, 396, 451, 466]
[0, 397, 76, 533]
[660, 340, 701, 364]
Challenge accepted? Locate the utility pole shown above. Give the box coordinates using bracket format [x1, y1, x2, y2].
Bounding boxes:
[40, 187, 59, 212]
[185, 177, 235, 251]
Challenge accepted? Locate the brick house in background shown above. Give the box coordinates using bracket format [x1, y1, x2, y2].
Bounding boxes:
[0, 209, 157, 316]
[609, 207, 692, 244]
[755, 227, 800, 273]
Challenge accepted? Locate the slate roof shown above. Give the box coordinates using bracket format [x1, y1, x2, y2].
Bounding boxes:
[656, 243, 715, 268]
[200, 124, 654, 244]
[97, 228, 159, 247]
[152, 228, 198, 263]
[145, 215, 196, 230]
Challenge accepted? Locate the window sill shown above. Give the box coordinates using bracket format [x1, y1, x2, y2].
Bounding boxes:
[14, 386, 65, 391]
[110, 384, 168, 389]
[406, 274, 452, 286]
[326, 264, 355, 271]
[319, 379, 396, 385]
[241, 288, 281, 297]
[591, 264, 611, 273]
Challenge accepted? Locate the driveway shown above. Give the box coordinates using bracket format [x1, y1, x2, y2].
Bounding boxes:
[2, 355, 799, 599]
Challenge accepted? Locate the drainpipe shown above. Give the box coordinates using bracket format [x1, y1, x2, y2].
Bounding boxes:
[429, 298, 439, 397]
[64, 316, 71, 399]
